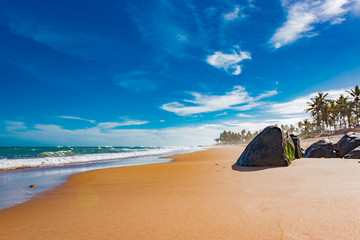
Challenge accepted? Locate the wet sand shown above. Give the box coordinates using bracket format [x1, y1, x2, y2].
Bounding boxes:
[1, 146, 360, 239]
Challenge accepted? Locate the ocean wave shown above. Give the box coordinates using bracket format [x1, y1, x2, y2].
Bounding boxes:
[0, 146, 202, 170]
[37, 150, 75, 157]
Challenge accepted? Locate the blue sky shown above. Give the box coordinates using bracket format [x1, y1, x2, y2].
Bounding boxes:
[1, 0, 360, 146]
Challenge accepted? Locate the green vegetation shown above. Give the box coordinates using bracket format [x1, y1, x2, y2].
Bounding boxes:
[214, 125, 297, 145]
[214, 130, 259, 144]
[300, 85, 360, 137]
[214, 85, 360, 144]
[285, 141, 295, 165]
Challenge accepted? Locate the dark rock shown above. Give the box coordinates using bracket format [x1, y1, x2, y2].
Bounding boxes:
[335, 132, 360, 157]
[236, 126, 295, 167]
[290, 134, 302, 159]
[304, 139, 336, 158]
[344, 146, 360, 159]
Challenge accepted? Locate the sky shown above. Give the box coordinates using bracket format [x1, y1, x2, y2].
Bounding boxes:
[1, 0, 360, 146]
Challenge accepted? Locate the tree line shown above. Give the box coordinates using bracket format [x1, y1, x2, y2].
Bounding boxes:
[215, 85, 360, 144]
[299, 85, 360, 135]
[214, 124, 297, 144]
[214, 130, 259, 144]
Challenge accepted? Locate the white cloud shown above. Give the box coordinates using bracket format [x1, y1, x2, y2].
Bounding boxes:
[270, 0, 360, 48]
[354, 0, 360, 13]
[2, 123, 220, 146]
[232, 65, 242, 75]
[59, 116, 96, 123]
[236, 113, 255, 118]
[331, 17, 346, 24]
[4, 121, 26, 132]
[176, 34, 188, 41]
[161, 85, 277, 116]
[265, 115, 309, 126]
[1, 119, 294, 146]
[222, 121, 273, 132]
[97, 120, 149, 129]
[214, 112, 228, 117]
[268, 88, 351, 115]
[206, 47, 251, 75]
[223, 6, 241, 21]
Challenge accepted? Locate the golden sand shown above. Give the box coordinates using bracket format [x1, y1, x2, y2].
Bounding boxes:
[1, 146, 360, 239]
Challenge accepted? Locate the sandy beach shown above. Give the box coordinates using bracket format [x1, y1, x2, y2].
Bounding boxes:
[1, 145, 360, 239]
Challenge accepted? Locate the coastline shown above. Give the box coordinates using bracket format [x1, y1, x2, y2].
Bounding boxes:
[0, 147, 203, 210]
[1, 146, 360, 239]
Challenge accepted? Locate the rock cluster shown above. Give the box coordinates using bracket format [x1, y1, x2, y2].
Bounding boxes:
[236, 128, 360, 168]
[303, 132, 360, 159]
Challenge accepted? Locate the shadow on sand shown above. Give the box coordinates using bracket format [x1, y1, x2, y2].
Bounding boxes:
[231, 163, 277, 172]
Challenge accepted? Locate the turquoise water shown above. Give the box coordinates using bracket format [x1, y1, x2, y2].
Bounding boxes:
[0, 146, 159, 159]
[0, 146, 197, 170]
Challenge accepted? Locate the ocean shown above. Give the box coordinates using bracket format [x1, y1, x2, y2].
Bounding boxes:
[0, 146, 199, 170]
[0, 146, 203, 210]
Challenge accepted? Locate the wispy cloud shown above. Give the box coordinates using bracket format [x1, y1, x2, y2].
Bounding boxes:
[206, 46, 251, 75]
[270, 0, 360, 48]
[223, 6, 243, 21]
[113, 71, 159, 92]
[97, 120, 149, 129]
[214, 112, 228, 117]
[59, 116, 96, 124]
[4, 121, 26, 132]
[161, 85, 277, 116]
[8, 18, 117, 59]
[236, 113, 255, 118]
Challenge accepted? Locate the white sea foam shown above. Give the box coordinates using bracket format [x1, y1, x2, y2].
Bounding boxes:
[0, 146, 202, 170]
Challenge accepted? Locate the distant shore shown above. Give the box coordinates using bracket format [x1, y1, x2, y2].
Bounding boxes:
[1, 144, 360, 239]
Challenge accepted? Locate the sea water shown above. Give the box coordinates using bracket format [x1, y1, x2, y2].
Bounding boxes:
[0, 146, 200, 170]
[0, 146, 203, 210]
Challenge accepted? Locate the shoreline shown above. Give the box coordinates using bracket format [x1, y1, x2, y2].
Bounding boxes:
[0, 146, 204, 171]
[1, 146, 360, 239]
[0, 147, 203, 211]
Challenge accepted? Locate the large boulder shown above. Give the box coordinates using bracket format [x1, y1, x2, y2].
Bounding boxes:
[344, 146, 360, 159]
[290, 134, 302, 159]
[335, 132, 360, 157]
[236, 126, 295, 167]
[304, 139, 336, 158]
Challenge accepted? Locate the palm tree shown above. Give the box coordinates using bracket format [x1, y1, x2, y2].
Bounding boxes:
[336, 95, 352, 129]
[306, 92, 329, 132]
[297, 121, 303, 130]
[327, 99, 339, 131]
[347, 85, 360, 125]
[298, 119, 312, 135]
[241, 129, 246, 142]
